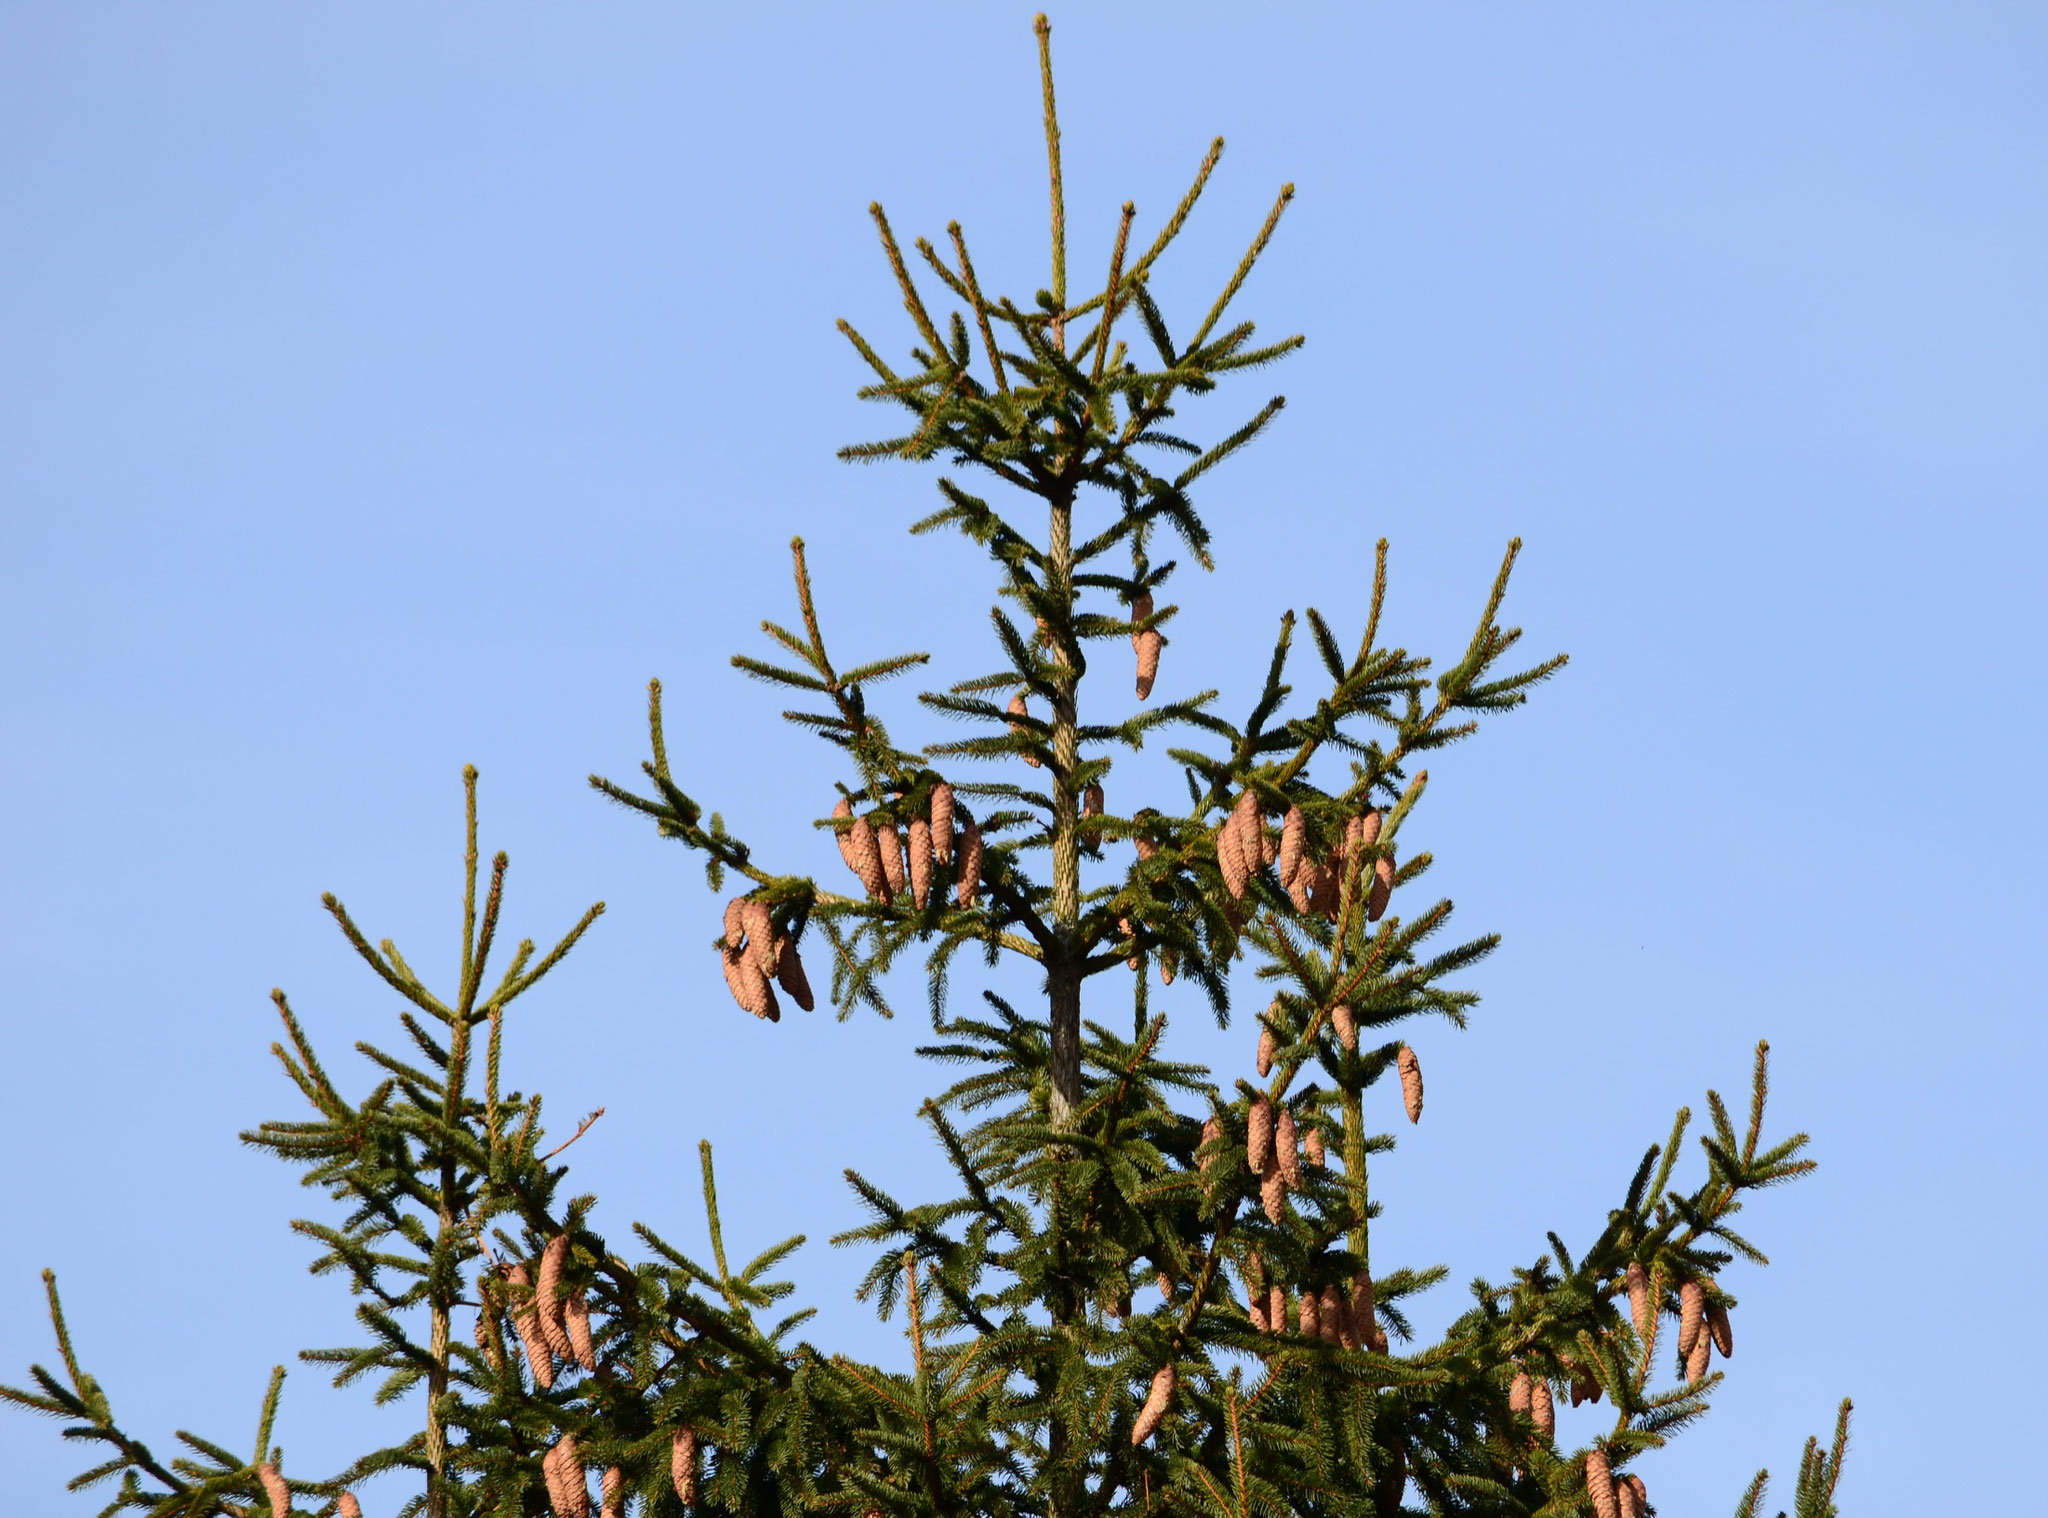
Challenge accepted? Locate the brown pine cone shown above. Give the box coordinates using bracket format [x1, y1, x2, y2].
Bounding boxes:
[1276, 806, 1306, 885]
[722, 896, 745, 951]
[1199, 1115, 1221, 1176]
[1342, 814, 1366, 872]
[1351, 1270, 1385, 1353]
[740, 898, 777, 977]
[1618, 1474, 1646, 1518]
[1358, 809, 1384, 849]
[503, 1262, 555, 1390]
[537, 1234, 574, 1361]
[1247, 1291, 1269, 1333]
[1261, 1166, 1287, 1222]
[847, 814, 891, 900]
[1130, 589, 1153, 648]
[721, 946, 779, 1021]
[1009, 693, 1042, 765]
[337, 1497, 363, 1518]
[1275, 1107, 1301, 1188]
[1256, 1024, 1277, 1077]
[907, 818, 933, 907]
[833, 796, 858, 868]
[930, 783, 955, 863]
[1218, 818, 1249, 898]
[1509, 1370, 1532, 1416]
[1298, 1288, 1320, 1339]
[1307, 862, 1339, 919]
[1397, 1044, 1423, 1123]
[1337, 1293, 1360, 1350]
[1705, 1279, 1734, 1357]
[1287, 873, 1314, 912]
[955, 818, 983, 906]
[1268, 1284, 1286, 1336]
[1135, 628, 1163, 699]
[1626, 1261, 1652, 1341]
[1232, 790, 1262, 879]
[602, 1467, 625, 1518]
[551, 1435, 591, 1518]
[1333, 1004, 1358, 1052]
[258, 1465, 290, 1518]
[1686, 1323, 1712, 1379]
[1082, 781, 1104, 817]
[1134, 833, 1160, 861]
[1304, 1124, 1326, 1167]
[671, 1429, 698, 1504]
[1530, 1376, 1555, 1440]
[1678, 1279, 1705, 1356]
[1320, 1284, 1343, 1344]
[1246, 1095, 1274, 1173]
[876, 823, 907, 893]
[1624, 1474, 1649, 1517]
[776, 940, 815, 1012]
[1368, 850, 1395, 921]
[564, 1289, 596, 1371]
[1586, 1450, 1619, 1518]
[1132, 1363, 1176, 1445]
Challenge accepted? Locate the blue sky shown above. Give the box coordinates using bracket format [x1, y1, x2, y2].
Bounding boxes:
[2, 5, 2042, 1514]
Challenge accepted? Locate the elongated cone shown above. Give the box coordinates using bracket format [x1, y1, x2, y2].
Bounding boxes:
[955, 818, 983, 906]
[1287, 872, 1313, 912]
[846, 814, 890, 900]
[740, 898, 777, 977]
[537, 1234, 574, 1361]
[1333, 1004, 1358, 1052]
[1358, 809, 1384, 849]
[1134, 833, 1159, 861]
[722, 896, 745, 952]
[1132, 1363, 1176, 1444]
[1298, 1288, 1320, 1338]
[1509, 1371, 1532, 1416]
[1157, 1271, 1173, 1299]
[1618, 1475, 1646, 1518]
[1351, 1270, 1384, 1353]
[1678, 1280, 1705, 1356]
[1687, 1326, 1711, 1382]
[1530, 1376, 1555, 1439]
[1247, 1095, 1274, 1172]
[1706, 1279, 1734, 1357]
[1626, 1261, 1652, 1340]
[504, 1262, 555, 1389]
[1586, 1450, 1619, 1518]
[1247, 1292, 1268, 1332]
[907, 818, 933, 907]
[1261, 1166, 1286, 1222]
[258, 1465, 289, 1518]
[930, 783, 955, 863]
[1009, 693, 1041, 765]
[1082, 782, 1104, 817]
[1135, 628, 1163, 698]
[1199, 1115, 1221, 1176]
[1257, 1024, 1277, 1077]
[1337, 1293, 1360, 1350]
[338, 1497, 363, 1518]
[1275, 1107, 1301, 1188]
[721, 946, 778, 1021]
[542, 1442, 571, 1518]
[776, 939, 815, 1012]
[564, 1289, 596, 1371]
[1218, 818, 1250, 898]
[1130, 589, 1153, 648]
[602, 1468, 625, 1518]
[876, 823, 907, 893]
[1277, 806, 1306, 885]
[1304, 1124, 1325, 1166]
[1232, 791, 1262, 882]
[671, 1429, 698, 1504]
[1320, 1284, 1343, 1344]
[1343, 814, 1366, 872]
[552, 1435, 591, 1518]
[1368, 850, 1395, 921]
[1268, 1284, 1286, 1335]
[1397, 1045, 1424, 1123]
[1624, 1475, 1649, 1517]
[832, 797, 858, 869]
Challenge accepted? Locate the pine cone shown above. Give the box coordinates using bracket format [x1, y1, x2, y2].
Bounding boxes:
[557, 1439, 592, 1518]
[1368, 850, 1395, 921]
[833, 796, 858, 870]
[1277, 806, 1306, 886]
[1343, 814, 1366, 871]
[1132, 1363, 1176, 1445]
[1218, 817, 1249, 899]
[1624, 1474, 1649, 1517]
[1232, 791, 1262, 883]
[847, 814, 890, 900]
[537, 1234, 574, 1361]
[1618, 1474, 1646, 1518]
[1247, 1095, 1274, 1173]
[722, 896, 745, 951]
[1275, 1107, 1301, 1188]
[1530, 1376, 1555, 1440]
[1586, 1449, 1619, 1518]
[671, 1429, 698, 1504]
[740, 898, 777, 977]
[776, 939, 815, 1012]
[1135, 628, 1163, 699]
[1357, 809, 1384, 850]
[930, 783, 955, 863]
[1307, 862, 1339, 919]
[1199, 1115, 1221, 1176]
[721, 945, 779, 1021]
[1134, 833, 1160, 861]
[1287, 873, 1314, 912]
[1333, 1004, 1358, 1052]
[1268, 1284, 1287, 1335]
[338, 1497, 363, 1518]
[564, 1289, 596, 1371]
[1304, 1124, 1326, 1167]
[907, 818, 933, 908]
[1678, 1279, 1705, 1356]
[1706, 1279, 1734, 1357]
[1130, 589, 1153, 648]
[503, 1262, 555, 1389]
[1337, 1292, 1360, 1350]
[602, 1468, 625, 1518]
[1397, 1044, 1423, 1124]
[258, 1464, 290, 1518]
[955, 817, 983, 906]
[1350, 1270, 1383, 1353]
[1256, 1024, 1277, 1078]
[1261, 1166, 1287, 1222]
[1082, 781, 1104, 817]
[876, 822, 907, 893]
[1320, 1284, 1343, 1344]
[1298, 1288, 1320, 1338]
[1009, 693, 1042, 765]
[1509, 1371, 1532, 1416]
[1625, 1262, 1652, 1341]
[541, 1442, 568, 1517]
[1247, 1292, 1269, 1333]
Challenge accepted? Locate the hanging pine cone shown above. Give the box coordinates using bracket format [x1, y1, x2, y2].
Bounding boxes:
[832, 797, 858, 870]
[602, 1467, 625, 1518]
[1218, 818, 1250, 898]
[1626, 1261, 1652, 1341]
[1678, 1279, 1705, 1356]
[1351, 1270, 1386, 1353]
[1586, 1450, 1619, 1518]
[1530, 1376, 1555, 1439]
[1332, 1004, 1358, 1052]
[1135, 628, 1163, 699]
[1275, 1107, 1301, 1188]
[1509, 1371, 1532, 1416]
[258, 1465, 290, 1518]
[537, 1234, 574, 1361]
[1261, 1166, 1287, 1222]
[338, 1497, 362, 1518]
[1624, 1474, 1649, 1517]
[1397, 1044, 1423, 1123]
[876, 822, 907, 892]
[1268, 1284, 1287, 1336]
[1287, 872, 1313, 912]
[1277, 805, 1306, 885]
[1358, 808, 1384, 850]
[1256, 1023, 1277, 1077]
[721, 945, 779, 1021]
[1232, 790, 1262, 882]
[1134, 832, 1160, 860]
[955, 817, 983, 906]
[930, 783, 955, 863]
[1199, 1115, 1221, 1176]
[1308, 862, 1339, 919]
[1368, 850, 1395, 921]
[1247, 1095, 1274, 1173]
[1130, 589, 1153, 647]
[546, 1435, 590, 1518]
[1342, 814, 1366, 872]
[907, 817, 933, 907]
[671, 1429, 698, 1504]
[564, 1289, 596, 1372]
[1706, 1279, 1734, 1357]
[1247, 1291, 1269, 1333]
[503, 1262, 555, 1389]
[1298, 1288, 1320, 1338]
[1337, 1292, 1360, 1350]
[740, 898, 777, 977]
[1687, 1320, 1712, 1381]
[1082, 781, 1104, 817]
[847, 814, 890, 900]
[1320, 1284, 1343, 1344]
[1009, 693, 1042, 765]
[1618, 1474, 1646, 1518]
[776, 939, 815, 1012]
[1132, 1363, 1176, 1445]
[1304, 1124, 1325, 1167]
[722, 896, 745, 951]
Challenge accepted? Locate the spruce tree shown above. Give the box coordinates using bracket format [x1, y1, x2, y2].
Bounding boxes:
[6, 16, 1851, 1518]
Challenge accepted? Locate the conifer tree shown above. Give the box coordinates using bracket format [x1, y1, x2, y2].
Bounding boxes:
[7, 15, 1851, 1518]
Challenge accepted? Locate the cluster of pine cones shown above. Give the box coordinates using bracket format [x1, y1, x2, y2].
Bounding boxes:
[1677, 1274, 1735, 1382]
[1216, 797, 1398, 926]
[535, 1417, 697, 1516]
[481, 1235, 599, 1391]
[716, 897, 813, 1021]
[255, 1466, 360, 1518]
[831, 784, 982, 910]
[1236, 1253, 1388, 1353]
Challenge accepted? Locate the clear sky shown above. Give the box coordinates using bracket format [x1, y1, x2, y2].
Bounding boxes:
[2, 5, 2042, 1514]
